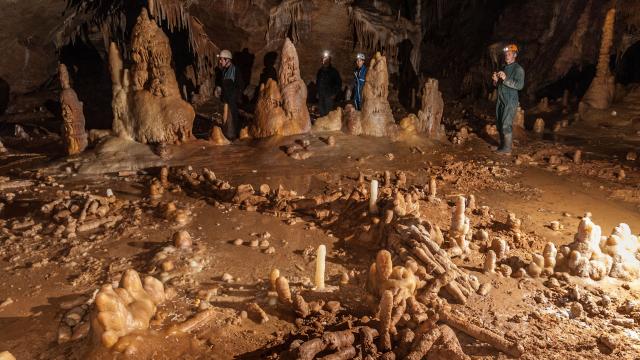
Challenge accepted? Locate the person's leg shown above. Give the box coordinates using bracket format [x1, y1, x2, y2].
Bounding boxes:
[326, 96, 334, 114]
[223, 100, 239, 140]
[318, 95, 328, 117]
[498, 103, 517, 154]
[496, 101, 504, 150]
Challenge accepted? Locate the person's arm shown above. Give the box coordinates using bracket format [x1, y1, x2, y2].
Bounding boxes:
[502, 66, 525, 91]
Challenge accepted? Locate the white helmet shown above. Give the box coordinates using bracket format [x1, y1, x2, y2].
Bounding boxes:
[356, 53, 366, 60]
[218, 49, 232, 59]
[322, 50, 331, 59]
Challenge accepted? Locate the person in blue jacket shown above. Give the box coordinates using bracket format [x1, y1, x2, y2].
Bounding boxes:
[492, 44, 525, 154]
[353, 53, 367, 110]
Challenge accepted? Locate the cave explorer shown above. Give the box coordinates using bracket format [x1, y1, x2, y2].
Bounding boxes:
[316, 51, 342, 117]
[353, 53, 367, 110]
[492, 44, 525, 155]
[215, 49, 243, 140]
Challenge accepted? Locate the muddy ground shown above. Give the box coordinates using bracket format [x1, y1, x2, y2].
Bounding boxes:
[0, 100, 640, 359]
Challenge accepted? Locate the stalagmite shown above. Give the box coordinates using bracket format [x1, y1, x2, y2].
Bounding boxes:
[573, 150, 582, 164]
[269, 268, 280, 291]
[278, 38, 311, 135]
[250, 39, 310, 138]
[484, 250, 497, 274]
[108, 8, 194, 145]
[527, 254, 544, 277]
[91, 269, 166, 350]
[276, 276, 292, 305]
[378, 290, 394, 352]
[402, 78, 444, 138]
[0, 352, 16, 360]
[315, 245, 326, 290]
[292, 294, 310, 318]
[173, 230, 192, 249]
[513, 106, 525, 129]
[58, 64, 88, 155]
[543, 243, 557, 273]
[209, 125, 230, 145]
[360, 53, 397, 137]
[491, 239, 509, 260]
[533, 118, 545, 133]
[506, 213, 522, 233]
[313, 108, 343, 132]
[448, 196, 470, 257]
[370, 179, 379, 214]
[429, 177, 437, 198]
[581, 7, 616, 110]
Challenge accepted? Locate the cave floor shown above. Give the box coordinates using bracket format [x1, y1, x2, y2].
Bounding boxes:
[0, 118, 639, 359]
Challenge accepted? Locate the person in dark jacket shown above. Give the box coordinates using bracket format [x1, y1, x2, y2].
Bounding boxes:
[316, 51, 342, 117]
[215, 49, 242, 140]
[353, 53, 367, 110]
[492, 44, 525, 155]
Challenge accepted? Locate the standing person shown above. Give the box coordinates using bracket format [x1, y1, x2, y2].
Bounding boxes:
[215, 49, 241, 140]
[353, 53, 367, 110]
[316, 51, 342, 117]
[492, 44, 525, 155]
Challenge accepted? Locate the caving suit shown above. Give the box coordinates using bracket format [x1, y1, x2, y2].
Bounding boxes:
[316, 65, 342, 117]
[496, 62, 525, 136]
[219, 64, 241, 139]
[353, 65, 367, 110]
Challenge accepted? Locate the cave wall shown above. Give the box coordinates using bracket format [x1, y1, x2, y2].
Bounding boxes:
[187, 0, 355, 88]
[4, 0, 640, 110]
[0, 0, 66, 94]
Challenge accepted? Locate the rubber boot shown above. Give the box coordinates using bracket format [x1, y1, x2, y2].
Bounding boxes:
[496, 132, 505, 151]
[497, 133, 512, 155]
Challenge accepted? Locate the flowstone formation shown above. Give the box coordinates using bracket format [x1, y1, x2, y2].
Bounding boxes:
[515, 214, 640, 281]
[250, 38, 310, 138]
[91, 269, 166, 352]
[58, 64, 88, 155]
[580, 7, 616, 111]
[360, 52, 397, 137]
[109, 8, 194, 145]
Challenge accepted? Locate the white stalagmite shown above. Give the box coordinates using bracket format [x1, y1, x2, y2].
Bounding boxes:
[449, 196, 470, 256]
[369, 179, 379, 214]
[429, 177, 437, 198]
[315, 245, 326, 290]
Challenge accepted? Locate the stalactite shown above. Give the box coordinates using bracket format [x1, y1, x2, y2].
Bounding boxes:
[552, 0, 592, 80]
[265, 0, 308, 44]
[61, 0, 219, 93]
[348, 5, 422, 74]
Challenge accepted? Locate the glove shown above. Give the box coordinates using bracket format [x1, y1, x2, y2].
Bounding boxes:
[214, 86, 222, 98]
